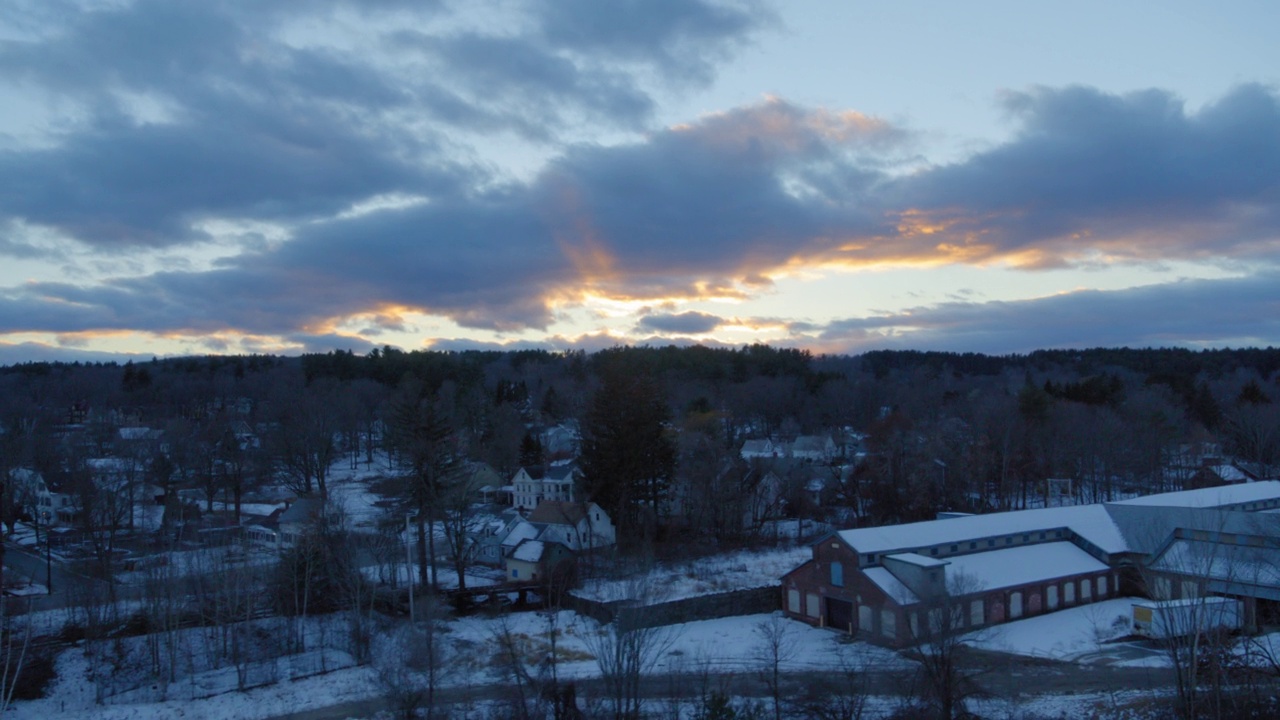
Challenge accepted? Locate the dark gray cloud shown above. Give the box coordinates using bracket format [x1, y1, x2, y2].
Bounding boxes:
[636, 311, 724, 334]
[819, 272, 1280, 355]
[888, 84, 1280, 266]
[4, 83, 1280, 350]
[0, 0, 767, 253]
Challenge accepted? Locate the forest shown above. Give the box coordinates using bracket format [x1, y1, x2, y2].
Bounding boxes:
[2, 344, 1279, 550]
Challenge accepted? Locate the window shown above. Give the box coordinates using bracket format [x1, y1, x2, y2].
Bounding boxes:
[881, 610, 895, 638]
[929, 548, 938, 556]
[788, 589, 801, 614]
[949, 544, 958, 553]
[987, 539, 995, 547]
[969, 599, 983, 626]
[969, 542, 977, 550]
[512, 569, 518, 578]
[1038, 532, 1046, 540]
[806, 594, 820, 618]
[1005, 537, 1012, 545]
[831, 562, 844, 587]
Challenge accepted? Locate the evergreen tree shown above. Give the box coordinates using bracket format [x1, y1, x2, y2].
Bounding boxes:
[579, 369, 675, 549]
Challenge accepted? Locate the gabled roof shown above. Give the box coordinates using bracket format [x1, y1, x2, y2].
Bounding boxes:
[528, 500, 590, 525]
[511, 539, 546, 563]
[500, 520, 542, 549]
[544, 462, 579, 482]
[279, 498, 324, 525]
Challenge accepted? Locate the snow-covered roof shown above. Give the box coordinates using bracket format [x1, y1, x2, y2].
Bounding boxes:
[837, 481, 1280, 558]
[838, 503, 1127, 556]
[1111, 480, 1280, 508]
[865, 567, 918, 604]
[944, 542, 1108, 594]
[1149, 539, 1280, 589]
[511, 540, 545, 563]
[885, 552, 947, 568]
[500, 520, 541, 548]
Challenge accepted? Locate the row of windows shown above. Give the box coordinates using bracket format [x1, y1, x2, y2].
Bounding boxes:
[861, 528, 1069, 565]
[790, 574, 1115, 640]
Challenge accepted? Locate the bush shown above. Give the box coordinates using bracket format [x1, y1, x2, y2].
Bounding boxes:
[6, 650, 56, 701]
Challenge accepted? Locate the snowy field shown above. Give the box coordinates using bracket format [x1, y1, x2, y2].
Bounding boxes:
[18, 592, 1273, 719]
[576, 546, 810, 603]
[5, 609, 903, 720]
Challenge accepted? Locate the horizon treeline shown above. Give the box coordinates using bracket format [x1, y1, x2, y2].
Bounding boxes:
[2, 344, 1278, 535]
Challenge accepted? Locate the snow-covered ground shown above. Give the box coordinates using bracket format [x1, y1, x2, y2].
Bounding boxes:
[9, 598, 1198, 719]
[6, 609, 905, 720]
[965, 597, 1139, 661]
[576, 546, 811, 603]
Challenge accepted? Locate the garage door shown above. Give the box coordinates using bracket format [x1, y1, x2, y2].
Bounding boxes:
[825, 597, 854, 633]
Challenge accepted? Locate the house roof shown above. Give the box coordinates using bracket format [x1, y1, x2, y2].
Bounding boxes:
[792, 436, 831, 453]
[528, 500, 591, 525]
[500, 520, 542, 549]
[511, 539, 546, 563]
[544, 463, 579, 482]
[279, 498, 324, 525]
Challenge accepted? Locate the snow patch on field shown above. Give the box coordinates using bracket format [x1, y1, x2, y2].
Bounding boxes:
[576, 546, 810, 603]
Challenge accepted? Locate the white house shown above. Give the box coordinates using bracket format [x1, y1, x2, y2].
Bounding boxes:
[494, 500, 616, 561]
[511, 463, 580, 511]
[792, 435, 838, 462]
[740, 439, 777, 460]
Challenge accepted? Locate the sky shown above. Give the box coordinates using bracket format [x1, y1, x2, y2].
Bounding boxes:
[0, 0, 1278, 363]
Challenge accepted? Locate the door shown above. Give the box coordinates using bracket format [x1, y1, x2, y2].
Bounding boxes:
[825, 597, 854, 633]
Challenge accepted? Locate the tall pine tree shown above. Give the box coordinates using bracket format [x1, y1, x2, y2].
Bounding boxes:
[579, 368, 675, 549]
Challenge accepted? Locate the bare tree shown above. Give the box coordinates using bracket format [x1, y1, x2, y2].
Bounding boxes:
[795, 645, 870, 720]
[374, 623, 436, 720]
[903, 572, 989, 719]
[753, 613, 798, 720]
[582, 583, 676, 720]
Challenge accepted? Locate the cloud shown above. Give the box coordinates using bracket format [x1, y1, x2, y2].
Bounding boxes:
[534, 0, 770, 85]
[3, 14, 1280, 361]
[0, 0, 768, 253]
[817, 272, 1280, 355]
[886, 84, 1280, 267]
[636, 311, 724, 334]
[0, 97, 899, 337]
